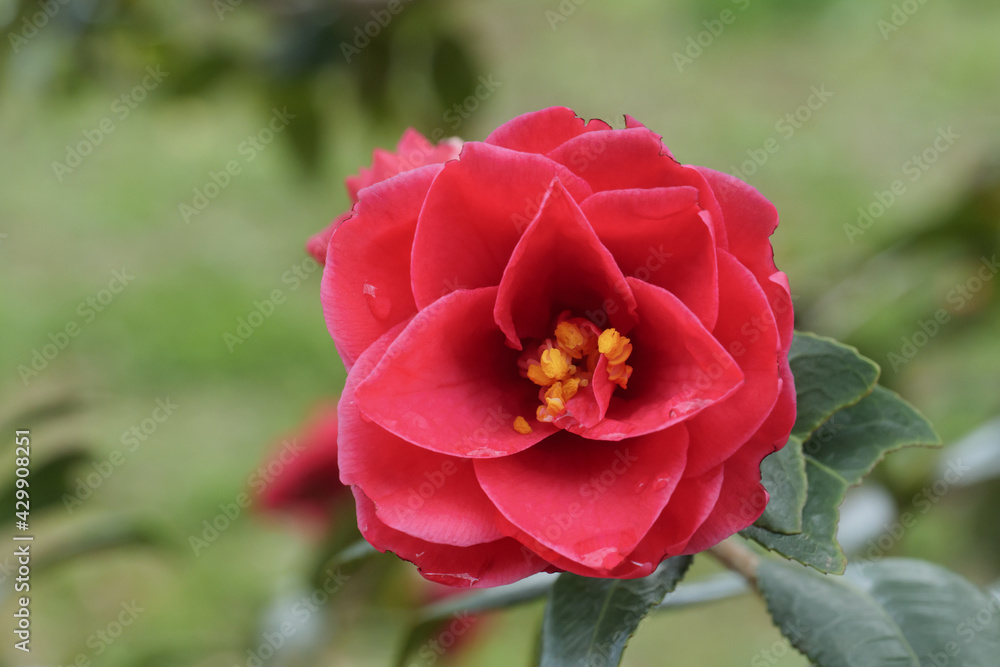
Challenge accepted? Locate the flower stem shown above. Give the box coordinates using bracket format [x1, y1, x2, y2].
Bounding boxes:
[707, 538, 760, 589]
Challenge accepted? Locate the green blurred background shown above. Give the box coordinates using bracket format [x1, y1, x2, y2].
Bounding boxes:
[1, 0, 999, 665]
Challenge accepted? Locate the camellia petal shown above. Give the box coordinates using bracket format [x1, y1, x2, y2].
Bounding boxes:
[683, 252, 782, 476]
[355, 286, 558, 458]
[603, 466, 726, 578]
[679, 430, 778, 555]
[346, 128, 461, 202]
[410, 142, 592, 308]
[493, 178, 638, 347]
[475, 426, 689, 572]
[582, 186, 719, 329]
[484, 106, 611, 155]
[322, 164, 443, 369]
[353, 488, 552, 588]
[339, 325, 506, 546]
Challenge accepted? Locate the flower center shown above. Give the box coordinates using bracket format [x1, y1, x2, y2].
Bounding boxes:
[512, 313, 633, 433]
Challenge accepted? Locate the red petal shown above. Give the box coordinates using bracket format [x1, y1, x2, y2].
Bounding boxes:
[679, 431, 778, 555]
[346, 128, 461, 201]
[339, 326, 505, 546]
[546, 129, 729, 247]
[493, 179, 637, 346]
[410, 142, 592, 308]
[484, 106, 611, 155]
[322, 164, 443, 368]
[696, 167, 792, 348]
[603, 466, 725, 577]
[562, 277, 743, 440]
[561, 354, 614, 428]
[353, 488, 552, 588]
[306, 211, 353, 265]
[581, 187, 719, 329]
[475, 427, 689, 572]
[684, 252, 782, 476]
[355, 286, 558, 458]
[256, 401, 348, 519]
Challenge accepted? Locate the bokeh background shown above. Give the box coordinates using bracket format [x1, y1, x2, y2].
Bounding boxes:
[2, 0, 999, 665]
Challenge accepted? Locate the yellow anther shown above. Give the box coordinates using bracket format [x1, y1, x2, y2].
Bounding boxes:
[513, 416, 533, 434]
[540, 348, 571, 381]
[561, 377, 581, 400]
[555, 321, 586, 358]
[527, 363, 556, 387]
[598, 328, 632, 366]
[607, 363, 633, 390]
[536, 405, 554, 423]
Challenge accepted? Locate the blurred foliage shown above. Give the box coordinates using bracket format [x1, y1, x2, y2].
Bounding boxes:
[0, 0, 483, 174]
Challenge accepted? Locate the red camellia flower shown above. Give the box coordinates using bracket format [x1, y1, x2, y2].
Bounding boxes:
[311, 107, 795, 587]
[256, 401, 350, 521]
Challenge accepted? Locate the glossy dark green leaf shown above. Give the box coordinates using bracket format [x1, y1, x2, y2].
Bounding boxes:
[538, 556, 692, 667]
[758, 558, 1000, 667]
[788, 331, 880, 439]
[745, 386, 940, 573]
[755, 436, 808, 534]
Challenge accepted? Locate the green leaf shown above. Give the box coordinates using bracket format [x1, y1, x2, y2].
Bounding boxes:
[755, 436, 808, 534]
[1, 447, 90, 526]
[744, 386, 940, 573]
[395, 574, 558, 666]
[538, 556, 692, 667]
[788, 332, 880, 439]
[757, 558, 1000, 667]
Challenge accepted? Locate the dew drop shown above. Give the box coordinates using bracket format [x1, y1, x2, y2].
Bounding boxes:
[363, 283, 392, 320]
[652, 478, 670, 491]
[668, 409, 678, 419]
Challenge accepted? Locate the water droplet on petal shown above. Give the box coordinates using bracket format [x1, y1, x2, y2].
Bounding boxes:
[668, 409, 678, 419]
[363, 283, 392, 320]
[652, 478, 670, 491]
[635, 481, 647, 494]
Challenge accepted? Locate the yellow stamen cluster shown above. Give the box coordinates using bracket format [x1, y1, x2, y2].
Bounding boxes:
[513, 317, 635, 431]
[597, 328, 634, 389]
